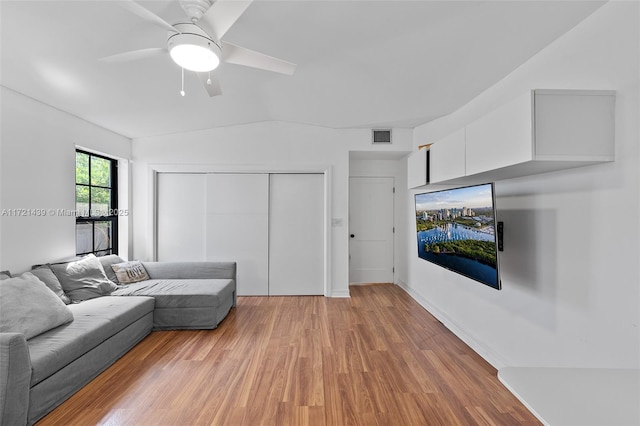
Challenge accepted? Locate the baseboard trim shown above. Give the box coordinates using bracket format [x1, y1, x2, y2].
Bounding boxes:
[330, 289, 351, 298]
[396, 280, 507, 370]
[498, 367, 640, 426]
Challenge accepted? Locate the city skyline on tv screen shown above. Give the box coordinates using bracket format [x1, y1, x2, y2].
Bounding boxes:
[415, 183, 500, 289]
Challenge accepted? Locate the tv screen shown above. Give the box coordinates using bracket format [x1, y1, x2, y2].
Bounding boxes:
[414, 183, 501, 290]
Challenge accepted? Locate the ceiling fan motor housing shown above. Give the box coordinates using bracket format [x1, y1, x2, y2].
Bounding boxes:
[179, 0, 213, 22]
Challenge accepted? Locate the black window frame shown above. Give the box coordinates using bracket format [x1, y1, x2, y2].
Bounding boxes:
[75, 149, 118, 257]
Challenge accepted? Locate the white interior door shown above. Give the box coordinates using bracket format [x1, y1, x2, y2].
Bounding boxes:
[205, 174, 270, 296]
[349, 177, 395, 284]
[268, 174, 324, 295]
[157, 173, 206, 261]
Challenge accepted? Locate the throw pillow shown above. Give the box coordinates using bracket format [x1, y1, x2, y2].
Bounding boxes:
[0, 270, 11, 280]
[0, 272, 74, 339]
[111, 261, 150, 284]
[31, 265, 71, 304]
[50, 254, 118, 302]
[98, 254, 126, 283]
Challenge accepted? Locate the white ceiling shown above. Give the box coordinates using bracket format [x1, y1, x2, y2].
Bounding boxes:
[1, 1, 604, 139]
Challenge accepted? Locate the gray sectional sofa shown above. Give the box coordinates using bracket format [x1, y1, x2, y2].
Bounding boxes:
[0, 255, 236, 425]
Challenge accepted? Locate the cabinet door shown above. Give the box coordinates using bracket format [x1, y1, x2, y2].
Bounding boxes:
[407, 148, 428, 188]
[205, 173, 270, 296]
[465, 91, 534, 176]
[430, 129, 466, 183]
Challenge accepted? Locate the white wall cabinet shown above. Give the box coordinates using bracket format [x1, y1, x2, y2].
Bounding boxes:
[429, 128, 466, 184]
[465, 91, 534, 176]
[407, 148, 429, 188]
[408, 89, 615, 188]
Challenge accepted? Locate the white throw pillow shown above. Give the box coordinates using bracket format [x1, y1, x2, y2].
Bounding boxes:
[50, 254, 118, 302]
[0, 272, 74, 339]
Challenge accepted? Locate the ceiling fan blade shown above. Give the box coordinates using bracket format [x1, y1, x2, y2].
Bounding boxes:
[199, 0, 252, 40]
[100, 47, 167, 63]
[121, 1, 178, 34]
[197, 72, 222, 97]
[222, 42, 296, 75]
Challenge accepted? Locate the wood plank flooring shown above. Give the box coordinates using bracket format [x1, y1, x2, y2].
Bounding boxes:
[38, 284, 540, 425]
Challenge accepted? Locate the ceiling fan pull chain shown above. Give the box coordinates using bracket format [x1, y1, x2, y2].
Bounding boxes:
[207, 43, 213, 85]
[180, 67, 186, 96]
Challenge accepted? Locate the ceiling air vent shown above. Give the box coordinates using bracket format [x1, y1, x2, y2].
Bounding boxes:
[372, 129, 392, 144]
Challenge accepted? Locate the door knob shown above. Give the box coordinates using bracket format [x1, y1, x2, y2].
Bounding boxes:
[350, 234, 355, 238]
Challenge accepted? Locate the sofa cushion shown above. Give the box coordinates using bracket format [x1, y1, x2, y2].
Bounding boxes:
[27, 296, 155, 386]
[111, 261, 150, 284]
[112, 279, 234, 308]
[141, 262, 235, 280]
[50, 254, 118, 302]
[31, 265, 71, 305]
[0, 273, 74, 340]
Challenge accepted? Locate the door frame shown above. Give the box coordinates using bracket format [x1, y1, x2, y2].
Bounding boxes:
[148, 163, 332, 297]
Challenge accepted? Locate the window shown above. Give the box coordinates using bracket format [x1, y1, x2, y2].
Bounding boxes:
[75, 150, 118, 256]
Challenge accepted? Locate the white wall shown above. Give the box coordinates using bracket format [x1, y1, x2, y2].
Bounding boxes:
[131, 122, 412, 297]
[0, 87, 131, 272]
[406, 2, 639, 369]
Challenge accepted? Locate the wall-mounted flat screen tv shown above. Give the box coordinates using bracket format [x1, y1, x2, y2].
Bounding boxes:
[414, 183, 501, 290]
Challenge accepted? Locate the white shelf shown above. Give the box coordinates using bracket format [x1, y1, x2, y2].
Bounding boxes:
[498, 367, 640, 426]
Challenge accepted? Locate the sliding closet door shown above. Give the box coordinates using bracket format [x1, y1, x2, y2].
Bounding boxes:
[268, 174, 324, 295]
[157, 172, 324, 296]
[205, 174, 269, 295]
[157, 173, 206, 261]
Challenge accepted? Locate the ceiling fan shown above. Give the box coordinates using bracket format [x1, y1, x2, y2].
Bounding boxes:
[101, 0, 297, 97]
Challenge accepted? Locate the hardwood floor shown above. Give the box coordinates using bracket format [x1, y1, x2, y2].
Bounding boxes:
[39, 284, 540, 425]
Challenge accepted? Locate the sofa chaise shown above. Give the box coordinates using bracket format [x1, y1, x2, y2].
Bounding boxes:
[0, 254, 236, 425]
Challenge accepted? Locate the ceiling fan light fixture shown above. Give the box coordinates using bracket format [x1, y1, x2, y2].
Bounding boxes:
[167, 24, 221, 72]
[170, 43, 219, 72]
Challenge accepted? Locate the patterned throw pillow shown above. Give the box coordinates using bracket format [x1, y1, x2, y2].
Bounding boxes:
[111, 261, 150, 284]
